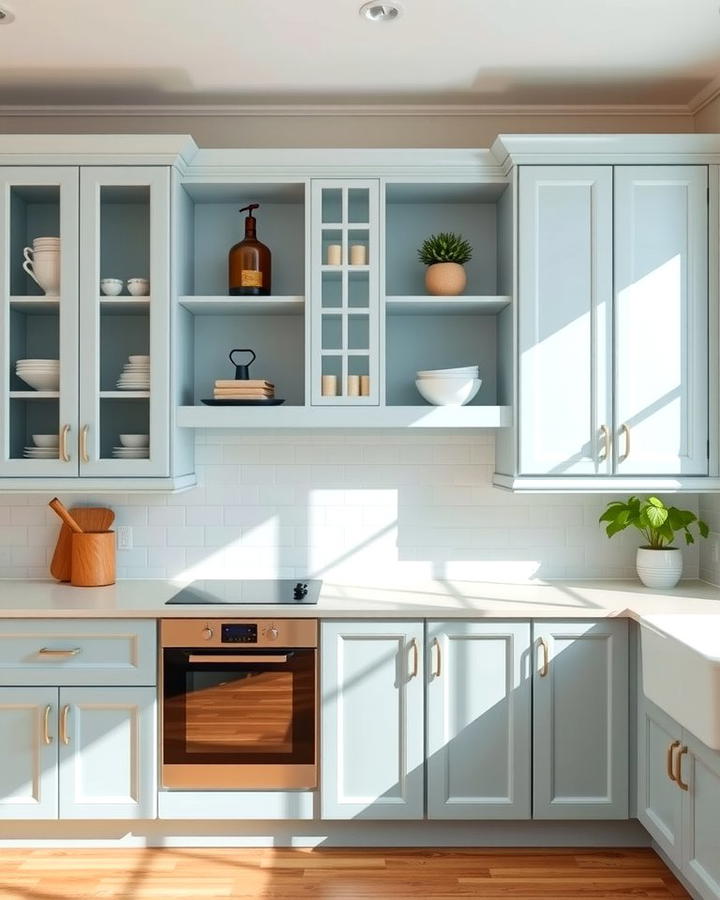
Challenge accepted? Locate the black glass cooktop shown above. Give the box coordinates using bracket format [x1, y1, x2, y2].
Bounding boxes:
[165, 579, 321, 606]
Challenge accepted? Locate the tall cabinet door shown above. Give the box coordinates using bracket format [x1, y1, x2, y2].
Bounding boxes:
[637, 697, 683, 866]
[533, 620, 628, 819]
[321, 620, 424, 819]
[518, 166, 613, 475]
[0, 687, 58, 820]
[0, 167, 79, 476]
[58, 686, 156, 819]
[682, 731, 720, 900]
[426, 621, 531, 819]
[614, 166, 708, 475]
[310, 180, 380, 406]
[78, 167, 170, 477]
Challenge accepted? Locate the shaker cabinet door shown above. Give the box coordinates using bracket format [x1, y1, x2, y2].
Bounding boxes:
[682, 731, 720, 900]
[0, 687, 58, 820]
[533, 620, 628, 819]
[614, 166, 708, 475]
[321, 620, 425, 820]
[58, 686, 156, 819]
[518, 166, 613, 476]
[426, 621, 531, 819]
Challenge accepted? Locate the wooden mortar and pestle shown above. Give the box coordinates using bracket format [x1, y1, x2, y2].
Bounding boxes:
[48, 498, 116, 587]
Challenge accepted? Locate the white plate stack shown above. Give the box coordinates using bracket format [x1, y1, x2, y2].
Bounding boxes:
[24, 433, 59, 459]
[116, 355, 150, 391]
[112, 433, 149, 459]
[15, 359, 60, 392]
[415, 365, 482, 406]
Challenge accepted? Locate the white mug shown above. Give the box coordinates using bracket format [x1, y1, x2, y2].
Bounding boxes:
[23, 247, 60, 296]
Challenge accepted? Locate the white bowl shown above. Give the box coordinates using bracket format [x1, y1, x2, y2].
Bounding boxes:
[415, 377, 481, 406]
[417, 366, 479, 377]
[16, 371, 60, 391]
[100, 279, 123, 296]
[128, 355, 150, 364]
[127, 279, 149, 296]
[32, 434, 59, 448]
[119, 433, 150, 448]
[16, 359, 59, 366]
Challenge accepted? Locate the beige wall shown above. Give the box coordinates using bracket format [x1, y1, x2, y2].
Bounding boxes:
[0, 111, 695, 148]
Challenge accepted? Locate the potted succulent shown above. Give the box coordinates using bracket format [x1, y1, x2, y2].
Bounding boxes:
[599, 496, 708, 589]
[418, 232, 472, 296]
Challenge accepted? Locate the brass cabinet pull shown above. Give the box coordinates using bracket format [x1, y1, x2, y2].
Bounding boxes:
[620, 423, 631, 461]
[79, 425, 89, 463]
[667, 740, 680, 782]
[187, 654, 288, 664]
[60, 705, 70, 745]
[38, 648, 81, 658]
[42, 705, 53, 746]
[675, 745, 689, 791]
[432, 637, 441, 678]
[538, 637, 549, 677]
[59, 424, 71, 462]
[408, 638, 419, 678]
[599, 425, 611, 462]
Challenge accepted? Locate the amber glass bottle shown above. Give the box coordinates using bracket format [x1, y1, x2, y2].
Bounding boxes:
[228, 203, 272, 296]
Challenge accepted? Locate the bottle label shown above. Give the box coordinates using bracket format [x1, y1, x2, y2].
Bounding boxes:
[241, 269, 263, 288]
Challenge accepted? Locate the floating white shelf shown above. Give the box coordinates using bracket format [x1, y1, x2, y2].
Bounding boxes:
[177, 404, 511, 429]
[179, 295, 305, 316]
[385, 295, 511, 315]
[99, 297, 151, 315]
[100, 391, 150, 399]
[9, 390, 59, 399]
[9, 296, 60, 314]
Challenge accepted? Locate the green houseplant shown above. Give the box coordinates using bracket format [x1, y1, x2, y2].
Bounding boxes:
[599, 496, 708, 588]
[418, 232, 473, 296]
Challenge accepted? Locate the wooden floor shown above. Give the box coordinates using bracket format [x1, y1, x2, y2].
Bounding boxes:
[0, 848, 688, 899]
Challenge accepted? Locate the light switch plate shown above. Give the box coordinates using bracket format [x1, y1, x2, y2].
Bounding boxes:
[117, 525, 133, 550]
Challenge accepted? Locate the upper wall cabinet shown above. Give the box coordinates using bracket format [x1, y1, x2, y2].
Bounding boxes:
[0, 163, 193, 490]
[497, 162, 710, 490]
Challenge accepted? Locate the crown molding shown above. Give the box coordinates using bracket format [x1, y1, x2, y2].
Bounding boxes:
[688, 74, 720, 116]
[0, 102, 695, 119]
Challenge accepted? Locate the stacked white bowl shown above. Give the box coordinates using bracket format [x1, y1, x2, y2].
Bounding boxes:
[24, 433, 59, 459]
[116, 355, 150, 391]
[16, 359, 60, 392]
[415, 365, 481, 406]
[113, 434, 149, 459]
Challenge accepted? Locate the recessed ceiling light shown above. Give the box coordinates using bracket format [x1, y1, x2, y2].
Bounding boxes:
[0, 5, 15, 23]
[359, 2, 402, 22]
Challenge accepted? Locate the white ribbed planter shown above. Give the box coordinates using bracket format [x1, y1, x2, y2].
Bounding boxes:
[636, 547, 683, 589]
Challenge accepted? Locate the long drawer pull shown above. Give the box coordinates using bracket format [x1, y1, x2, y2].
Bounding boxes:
[188, 654, 289, 664]
[38, 648, 81, 658]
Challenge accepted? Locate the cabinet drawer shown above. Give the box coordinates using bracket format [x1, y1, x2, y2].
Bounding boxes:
[0, 620, 156, 686]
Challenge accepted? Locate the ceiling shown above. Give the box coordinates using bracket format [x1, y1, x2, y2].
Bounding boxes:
[0, 0, 719, 109]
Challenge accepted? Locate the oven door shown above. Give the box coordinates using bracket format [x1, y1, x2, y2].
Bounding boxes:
[162, 647, 317, 789]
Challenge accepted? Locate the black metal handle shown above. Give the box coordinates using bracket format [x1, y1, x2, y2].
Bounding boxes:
[229, 348, 256, 381]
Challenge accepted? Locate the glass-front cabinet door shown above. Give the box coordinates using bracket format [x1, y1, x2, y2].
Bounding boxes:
[78, 167, 170, 477]
[0, 167, 79, 476]
[311, 180, 380, 405]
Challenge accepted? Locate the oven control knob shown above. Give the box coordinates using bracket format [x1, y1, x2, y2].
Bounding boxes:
[266, 625, 279, 642]
[202, 626, 214, 640]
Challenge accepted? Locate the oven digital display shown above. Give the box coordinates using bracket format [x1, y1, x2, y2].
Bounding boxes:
[221, 624, 258, 644]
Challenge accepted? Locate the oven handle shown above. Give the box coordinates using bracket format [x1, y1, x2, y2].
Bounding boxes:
[187, 654, 290, 664]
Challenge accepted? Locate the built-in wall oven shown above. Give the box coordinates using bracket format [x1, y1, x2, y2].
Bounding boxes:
[161, 619, 317, 790]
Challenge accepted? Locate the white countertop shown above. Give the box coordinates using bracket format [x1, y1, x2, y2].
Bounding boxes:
[1, 577, 718, 661]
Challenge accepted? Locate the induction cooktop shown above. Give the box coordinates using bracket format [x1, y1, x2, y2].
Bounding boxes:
[165, 579, 321, 606]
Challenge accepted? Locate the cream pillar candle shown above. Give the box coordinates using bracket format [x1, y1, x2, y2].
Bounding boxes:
[360, 375, 371, 397]
[326, 244, 342, 266]
[347, 375, 360, 397]
[350, 244, 367, 266]
[321, 374, 338, 396]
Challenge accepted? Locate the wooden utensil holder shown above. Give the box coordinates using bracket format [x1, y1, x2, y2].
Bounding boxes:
[70, 531, 116, 587]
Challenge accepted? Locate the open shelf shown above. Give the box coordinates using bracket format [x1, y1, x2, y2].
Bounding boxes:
[386, 295, 511, 315]
[99, 391, 150, 399]
[177, 404, 511, 429]
[9, 391, 59, 399]
[179, 296, 304, 316]
[9, 297, 60, 314]
[99, 297, 151, 315]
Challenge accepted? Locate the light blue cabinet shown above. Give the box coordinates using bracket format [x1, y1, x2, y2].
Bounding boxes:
[426, 621, 531, 819]
[0, 687, 58, 819]
[681, 731, 720, 900]
[58, 687, 156, 820]
[533, 620, 628, 819]
[321, 620, 425, 820]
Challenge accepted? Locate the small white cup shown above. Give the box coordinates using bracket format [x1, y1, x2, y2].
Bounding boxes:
[100, 278, 123, 296]
[127, 278, 149, 296]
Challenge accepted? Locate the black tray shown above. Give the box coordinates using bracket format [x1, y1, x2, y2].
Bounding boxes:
[201, 398, 286, 406]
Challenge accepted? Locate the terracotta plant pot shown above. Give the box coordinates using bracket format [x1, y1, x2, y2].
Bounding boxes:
[425, 262, 467, 296]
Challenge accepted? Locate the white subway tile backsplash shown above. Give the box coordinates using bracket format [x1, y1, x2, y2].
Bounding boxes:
[0, 431, 704, 583]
